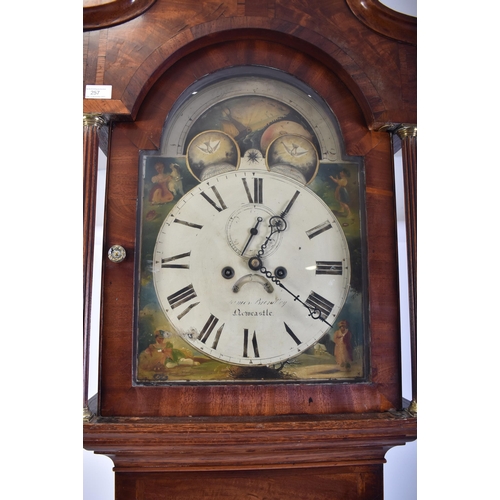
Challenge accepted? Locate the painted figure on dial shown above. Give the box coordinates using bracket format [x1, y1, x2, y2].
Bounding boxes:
[330, 169, 351, 217]
[333, 320, 353, 370]
[149, 162, 174, 204]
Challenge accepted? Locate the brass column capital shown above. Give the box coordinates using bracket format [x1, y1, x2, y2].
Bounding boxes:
[83, 113, 106, 128]
[395, 124, 417, 139]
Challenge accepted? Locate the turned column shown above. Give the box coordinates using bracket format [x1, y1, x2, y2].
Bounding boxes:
[83, 113, 106, 421]
[395, 124, 417, 414]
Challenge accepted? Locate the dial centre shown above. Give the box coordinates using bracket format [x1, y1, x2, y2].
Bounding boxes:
[248, 256, 262, 271]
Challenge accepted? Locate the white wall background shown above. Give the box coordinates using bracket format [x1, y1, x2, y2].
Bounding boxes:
[84, 2, 418, 498]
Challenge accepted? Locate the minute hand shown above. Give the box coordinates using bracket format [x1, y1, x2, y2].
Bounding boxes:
[256, 192, 334, 328]
[259, 267, 334, 328]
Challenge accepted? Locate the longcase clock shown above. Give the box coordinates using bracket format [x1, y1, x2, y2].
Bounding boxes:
[83, 1, 417, 498]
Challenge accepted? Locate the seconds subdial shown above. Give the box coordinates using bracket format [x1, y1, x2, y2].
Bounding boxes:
[226, 205, 282, 258]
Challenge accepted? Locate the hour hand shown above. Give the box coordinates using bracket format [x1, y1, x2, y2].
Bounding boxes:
[268, 191, 300, 235]
[241, 217, 263, 255]
[257, 194, 298, 258]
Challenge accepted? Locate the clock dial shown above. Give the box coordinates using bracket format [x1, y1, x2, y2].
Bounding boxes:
[153, 170, 350, 366]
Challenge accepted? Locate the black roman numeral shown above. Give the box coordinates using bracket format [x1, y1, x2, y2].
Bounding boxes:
[174, 219, 203, 230]
[176, 301, 200, 320]
[315, 261, 343, 275]
[200, 186, 227, 212]
[211, 324, 224, 350]
[306, 221, 333, 239]
[167, 284, 197, 309]
[282, 190, 300, 216]
[305, 291, 334, 320]
[254, 178, 263, 204]
[284, 322, 301, 345]
[243, 329, 260, 358]
[242, 177, 263, 204]
[198, 314, 219, 343]
[161, 252, 190, 269]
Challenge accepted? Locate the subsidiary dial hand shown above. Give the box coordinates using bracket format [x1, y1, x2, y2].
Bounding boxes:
[241, 217, 263, 256]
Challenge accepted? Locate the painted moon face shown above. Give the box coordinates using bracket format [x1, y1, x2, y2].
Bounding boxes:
[260, 120, 313, 152]
[187, 130, 240, 181]
[266, 134, 319, 185]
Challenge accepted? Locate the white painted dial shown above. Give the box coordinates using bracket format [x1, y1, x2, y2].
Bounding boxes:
[153, 170, 350, 366]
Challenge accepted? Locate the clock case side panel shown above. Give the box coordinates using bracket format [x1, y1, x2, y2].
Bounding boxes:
[98, 40, 403, 417]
